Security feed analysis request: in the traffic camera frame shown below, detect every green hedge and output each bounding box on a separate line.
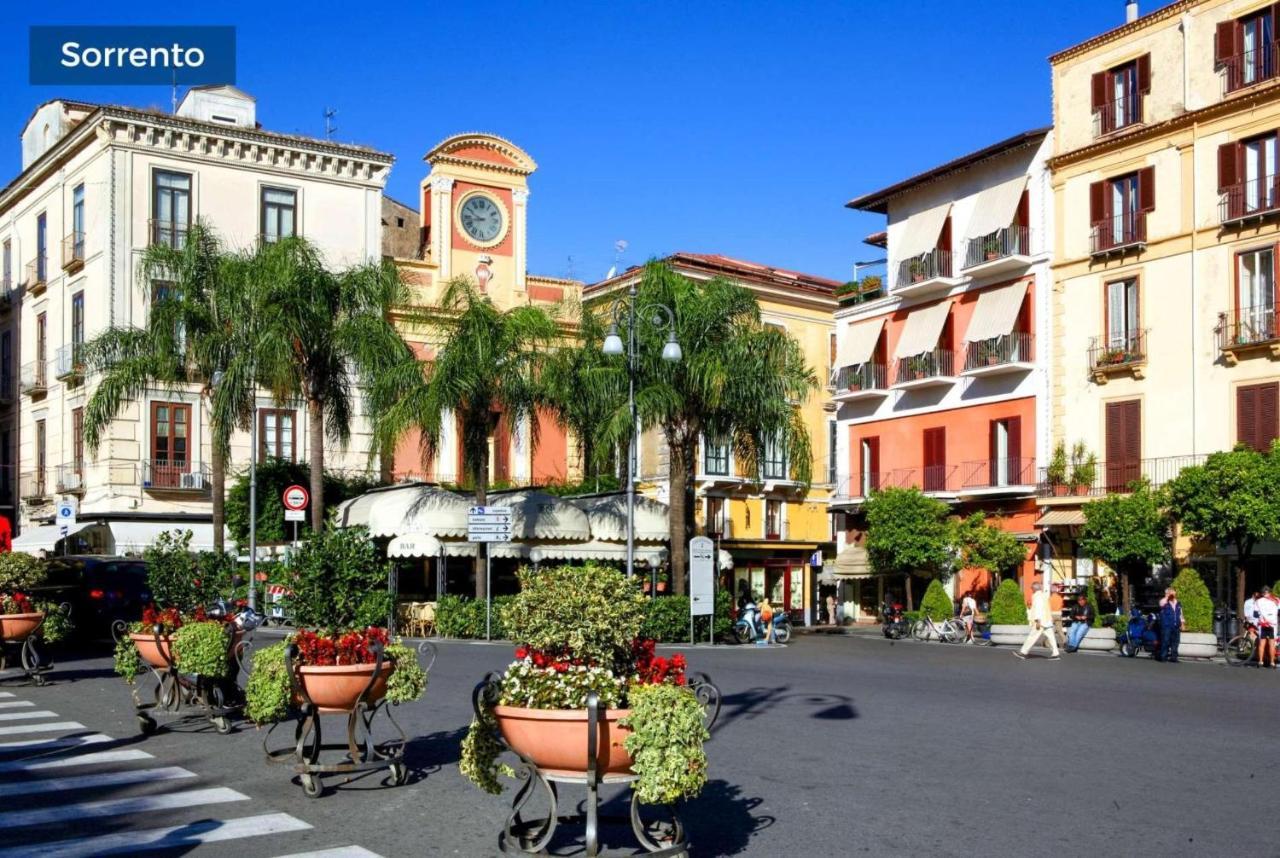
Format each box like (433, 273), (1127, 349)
(989, 579), (1027, 625)
(919, 579), (953, 620)
(1171, 567), (1212, 634)
(640, 590), (734, 642)
(434, 595), (516, 640)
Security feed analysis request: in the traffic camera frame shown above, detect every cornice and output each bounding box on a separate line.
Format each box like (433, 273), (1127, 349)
(1048, 1), (1199, 65)
(425, 132), (536, 177)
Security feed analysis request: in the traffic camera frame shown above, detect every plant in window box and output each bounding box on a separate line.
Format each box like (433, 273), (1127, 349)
(1046, 441), (1070, 496)
(1069, 442), (1098, 495)
(983, 235), (1002, 260)
(908, 258), (928, 282)
(859, 274), (883, 297)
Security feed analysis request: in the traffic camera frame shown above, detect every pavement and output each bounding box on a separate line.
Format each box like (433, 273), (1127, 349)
(0, 632), (1272, 856)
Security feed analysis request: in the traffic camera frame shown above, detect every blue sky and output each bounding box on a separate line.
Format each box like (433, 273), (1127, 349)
(3, 1), (1138, 283)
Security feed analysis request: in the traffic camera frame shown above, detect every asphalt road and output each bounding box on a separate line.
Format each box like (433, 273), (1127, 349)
(0, 631), (1271, 856)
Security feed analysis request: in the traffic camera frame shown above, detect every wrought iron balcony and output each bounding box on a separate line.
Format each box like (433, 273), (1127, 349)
(149, 219), (188, 250)
(1038, 453), (1206, 497)
(19, 471), (48, 501)
(962, 332), (1034, 376)
(55, 464), (85, 494)
(141, 459), (211, 492)
(892, 348), (956, 389)
(1092, 92), (1141, 137)
(1220, 176), (1280, 224)
(20, 361), (47, 396)
(1088, 331), (1147, 382)
(963, 225), (1031, 273)
(1090, 213), (1146, 256)
(1221, 40), (1280, 96)
(957, 457), (1037, 492)
(54, 343), (85, 383)
(894, 248), (959, 298)
(831, 363), (888, 402)
(62, 231), (85, 272)
(1218, 305), (1280, 362)
(25, 257), (46, 295)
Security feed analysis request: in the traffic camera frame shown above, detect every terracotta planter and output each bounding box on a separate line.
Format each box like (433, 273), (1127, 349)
(296, 661), (393, 712)
(1051, 484), (1069, 497)
(493, 704), (634, 778)
(0, 612), (44, 642)
(657, 582), (668, 593)
(130, 627), (243, 671)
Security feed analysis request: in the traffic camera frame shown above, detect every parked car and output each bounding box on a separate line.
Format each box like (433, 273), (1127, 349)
(33, 556), (151, 639)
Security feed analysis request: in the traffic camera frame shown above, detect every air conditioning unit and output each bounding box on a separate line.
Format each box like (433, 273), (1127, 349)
(180, 472), (207, 490)
(58, 472), (83, 492)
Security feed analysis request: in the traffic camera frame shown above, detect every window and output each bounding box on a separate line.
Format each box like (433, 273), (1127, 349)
(71, 291), (84, 353)
(261, 187), (297, 242)
(1238, 382), (1280, 451)
(827, 332), (837, 386)
(1106, 278), (1141, 349)
(988, 416), (1023, 487)
(396, 217), (405, 228)
(764, 499), (782, 540)
(703, 436), (730, 476)
(1220, 133), (1280, 220)
(1237, 247), (1277, 343)
(859, 436), (880, 497)
(0, 331), (10, 401)
(0, 430), (11, 505)
(36, 213), (46, 282)
(259, 408), (296, 461)
(1218, 8), (1278, 92)
(152, 171), (191, 248)
(1091, 55), (1149, 135)
(35, 420), (45, 495)
(71, 407), (84, 476)
(761, 433), (787, 480)
(72, 184), (84, 248)
(923, 427), (946, 492)
(2, 240), (9, 288)
(150, 402), (191, 487)
(36, 312), (46, 368)
(706, 496), (726, 539)
(827, 419), (838, 484)
(1089, 168), (1154, 253)
(1104, 399), (1141, 491)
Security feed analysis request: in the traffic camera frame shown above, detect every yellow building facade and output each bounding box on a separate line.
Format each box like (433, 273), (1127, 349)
(585, 253), (839, 624)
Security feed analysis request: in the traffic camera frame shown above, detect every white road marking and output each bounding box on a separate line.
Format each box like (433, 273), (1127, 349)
(0, 785), (246, 829)
(0, 812), (313, 858)
(0, 710), (59, 721)
(273, 848), (384, 858)
(0, 701), (35, 709)
(0, 749), (153, 773)
(0, 733), (111, 751)
(0, 765), (194, 797)
(0, 721), (84, 736)
(0, 692), (13, 698)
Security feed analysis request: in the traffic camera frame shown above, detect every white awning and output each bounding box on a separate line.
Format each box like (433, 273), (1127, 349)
(11, 522), (92, 554)
(835, 544), (874, 578)
(500, 491), (592, 541)
(895, 202), (951, 259)
(965, 176), (1028, 240)
(108, 522), (224, 554)
(388, 533), (441, 558)
(1036, 509), (1086, 527)
(334, 491), (386, 528)
(837, 319), (885, 369)
(963, 282), (1029, 344)
(365, 485), (471, 539)
(568, 494), (668, 543)
(892, 300), (952, 359)
(530, 540), (667, 565)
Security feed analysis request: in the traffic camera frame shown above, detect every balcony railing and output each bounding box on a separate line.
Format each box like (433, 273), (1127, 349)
(832, 363), (887, 393)
(19, 471), (48, 501)
(1090, 213), (1146, 255)
(1218, 305), (1279, 352)
(62, 231), (85, 271)
(958, 457), (1037, 490)
(25, 257), (46, 295)
(963, 225), (1030, 270)
(1037, 453), (1207, 497)
(149, 220), (189, 250)
(895, 248), (954, 291)
(1222, 41), (1280, 96)
(1088, 330), (1147, 376)
(141, 459), (211, 492)
(963, 332), (1033, 372)
(1092, 93), (1141, 137)
(894, 347), (954, 385)
(20, 361), (47, 396)
(55, 463), (85, 494)
(54, 343), (85, 382)
(1220, 176), (1280, 223)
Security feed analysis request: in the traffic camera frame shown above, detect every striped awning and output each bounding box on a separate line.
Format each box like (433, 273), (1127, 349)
(966, 176), (1028, 239)
(963, 282), (1028, 344)
(1035, 509), (1085, 527)
(838, 319), (885, 369)
(893, 300), (952, 359)
(896, 202), (952, 259)
(834, 544), (874, 578)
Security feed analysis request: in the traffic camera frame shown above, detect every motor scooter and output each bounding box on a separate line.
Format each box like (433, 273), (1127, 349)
(1117, 608), (1162, 658)
(882, 601), (909, 640)
(733, 601), (792, 645)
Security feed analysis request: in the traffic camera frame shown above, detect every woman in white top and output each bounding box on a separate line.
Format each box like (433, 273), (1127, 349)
(960, 591), (978, 643)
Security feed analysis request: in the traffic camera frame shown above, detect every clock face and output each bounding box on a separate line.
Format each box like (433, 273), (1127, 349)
(459, 195), (504, 243)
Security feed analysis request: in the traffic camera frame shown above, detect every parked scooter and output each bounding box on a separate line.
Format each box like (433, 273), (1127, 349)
(733, 601), (792, 645)
(1117, 608), (1162, 657)
(882, 601), (909, 640)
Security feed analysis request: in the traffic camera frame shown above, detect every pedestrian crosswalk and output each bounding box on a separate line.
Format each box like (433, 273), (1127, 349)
(0, 689), (383, 857)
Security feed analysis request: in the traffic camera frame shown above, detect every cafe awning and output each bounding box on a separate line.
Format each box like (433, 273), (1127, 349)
(896, 202), (951, 259)
(837, 319), (885, 369)
(965, 175), (1027, 239)
(568, 494), (668, 542)
(892, 300), (952, 359)
(962, 281), (1028, 344)
(11, 522), (92, 554)
(1036, 509), (1086, 527)
(530, 540), (667, 565)
(834, 544), (874, 578)
(364, 485), (471, 539)
(500, 491), (592, 541)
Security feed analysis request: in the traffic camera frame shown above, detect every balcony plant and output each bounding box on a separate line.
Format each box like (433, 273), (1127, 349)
(1069, 442), (1098, 495)
(983, 234), (1002, 261)
(460, 564), (713, 806)
(1046, 441), (1070, 496)
(908, 258), (928, 283)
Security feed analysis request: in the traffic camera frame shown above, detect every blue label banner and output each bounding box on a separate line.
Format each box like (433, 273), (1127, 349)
(30, 26), (236, 85)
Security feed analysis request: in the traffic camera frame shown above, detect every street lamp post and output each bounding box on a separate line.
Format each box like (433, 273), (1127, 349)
(602, 285), (681, 590)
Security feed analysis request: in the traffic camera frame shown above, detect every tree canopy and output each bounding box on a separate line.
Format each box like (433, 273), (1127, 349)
(950, 513), (1026, 579)
(1078, 481), (1168, 609)
(1164, 445), (1280, 567)
(864, 487), (953, 608)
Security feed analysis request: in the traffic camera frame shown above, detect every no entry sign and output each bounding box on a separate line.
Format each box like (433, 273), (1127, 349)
(282, 484), (310, 511)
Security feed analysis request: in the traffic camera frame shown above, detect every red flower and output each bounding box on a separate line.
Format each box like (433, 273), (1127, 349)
(514, 646), (529, 660)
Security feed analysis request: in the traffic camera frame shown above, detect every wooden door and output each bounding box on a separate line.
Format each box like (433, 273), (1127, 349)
(923, 427), (946, 492)
(151, 403), (191, 488)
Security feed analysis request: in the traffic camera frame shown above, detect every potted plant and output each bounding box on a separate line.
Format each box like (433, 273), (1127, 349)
(1169, 568), (1217, 659)
(983, 235), (1002, 260)
(461, 564), (715, 812)
(1069, 442), (1097, 495)
(0, 552), (72, 682)
(859, 274), (883, 297)
(987, 579), (1030, 646)
(909, 258), (928, 283)
(1046, 441), (1069, 496)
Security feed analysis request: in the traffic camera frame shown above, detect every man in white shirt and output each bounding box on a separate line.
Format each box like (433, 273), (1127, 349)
(1015, 581), (1060, 660)
(1255, 587), (1279, 668)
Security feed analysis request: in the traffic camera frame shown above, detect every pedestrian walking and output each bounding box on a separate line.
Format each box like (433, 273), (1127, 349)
(760, 596), (776, 645)
(1255, 587), (1280, 668)
(1015, 581), (1060, 660)
(1049, 584), (1066, 648)
(959, 590), (978, 643)
(1157, 587), (1184, 663)
(1066, 592), (1094, 652)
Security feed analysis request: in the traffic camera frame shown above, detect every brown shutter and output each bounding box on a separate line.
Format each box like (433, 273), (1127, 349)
(988, 420), (1000, 486)
(1091, 71), (1107, 111)
(1105, 400), (1141, 490)
(1138, 166), (1156, 212)
(1007, 416), (1023, 481)
(1216, 20), (1237, 66)
(867, 436), (880, 491)
(1016, 189), (1030, 228)
(1261, 383), (1279, 450)
(1136, 54), (1151, 93)
(1219, 142), (1239, 193)
(1089, 180), (1105, 224)
(1239, 384), (1259, 451)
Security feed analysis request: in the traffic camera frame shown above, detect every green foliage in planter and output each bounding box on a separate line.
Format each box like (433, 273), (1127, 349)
(500, 565), (647, 667)
(0, 552), (46, 593)
(1069, 442), (1098, 488)
(989, 579), (1028, 625)
(919, 579), (954, 620)
(171, 621), (231, 679)
(143, 531), (201, 612)
(1171, 567), (1213, 634)
(385, 644), (426, 704)
(35, 601), (72, 644)
(1087, 581), (1102, 628)
(460, 707), (514, 795)
(245, 642), (290, 724)
(1046, 441), (1069, 487)
(434, 595), (515, 639)
(286, 526), (393, 632)
(113, 635), (143, 684)
(640, 590), (734, 642)
(622, 683), (710, 805)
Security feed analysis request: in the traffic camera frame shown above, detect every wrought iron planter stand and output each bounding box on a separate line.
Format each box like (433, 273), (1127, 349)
(118, 622), (247, 736)
(0, 615), (51, 686)
(474, 671), (722, 857)
(264, 641), (432, 799)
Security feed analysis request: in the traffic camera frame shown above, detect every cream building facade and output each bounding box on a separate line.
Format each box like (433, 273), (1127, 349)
(0, 86), (392, 552)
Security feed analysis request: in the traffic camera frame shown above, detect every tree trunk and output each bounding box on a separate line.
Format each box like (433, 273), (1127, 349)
(904, 574), (914, 612)
(669, 439), (690, 595)
(473, 441), (489, 600)
(211, 440), (225, 554)
(1121, 571), (1132, 614)
(308, 397), (325, 533)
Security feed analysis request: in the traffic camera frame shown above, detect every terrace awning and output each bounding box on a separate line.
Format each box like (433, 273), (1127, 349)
(892, 300), (952, 359)
(838, 319), (885, 368)
(963, 281), (1028, 344)
(1035, 509), (1086, 527)
(363, 485), (471, 539)
(108, 521), (224, 554)
(965, 176), (1027, 239)
(11, 522), (92, 554)
(896, 202), (952, 259)
(834, 544), (874, 578)
(567, 494), (668, 542)
(530, 540), (667, 565)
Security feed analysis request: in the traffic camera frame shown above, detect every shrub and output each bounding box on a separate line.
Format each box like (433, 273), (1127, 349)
(640, 590), (734, 642)
(1171, 567), (1213, 634)
(435, 595), (515, 639)
(0, 553), (46, 593)
(386, 644), (426, 704)
(622, 682), (710, 804)
(989, 579), (1028, 625)
(919, 580), (954, 620)
(500, 565), (647, 667)
(113, 634), (143, 683)
(1087, 581), (1102, 628)
(245, 642), (290, 723)
(143, 531), (201, 612)
(285, 526), (393, 632)
(171, 621), (232, 679)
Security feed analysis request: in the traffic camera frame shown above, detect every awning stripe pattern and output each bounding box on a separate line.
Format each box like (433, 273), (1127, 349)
(962, 282), (1029, 344)
(892, 300), (953, 359)
(1035, 509), (1086, 527)
(895, 203), (952, 260)
(965, 176), (1028, 239)
(837, 319), (885, 369)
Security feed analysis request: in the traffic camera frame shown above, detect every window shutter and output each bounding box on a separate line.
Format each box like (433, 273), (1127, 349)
(1216, 20), (1237, 66)
(1091, 71), (1107, 111)
(868, 437), (880, 491)
(1123, 400), (1141, 465)
(1261, 383), (1279, 450)
(1136, 54), (1151, 94)
(1139, 167), (1156, 212)
(1016, 189), (1030, 229)
(988, 420), (1000, 486)
(1219, 142), (1239, 192)
(1238, 384), (1259, 451)
(1007, 416), (1023, 481)
(1089, 180), (1105, 224)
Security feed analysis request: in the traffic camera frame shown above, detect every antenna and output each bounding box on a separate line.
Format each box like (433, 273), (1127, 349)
(323, 108), (338, 139)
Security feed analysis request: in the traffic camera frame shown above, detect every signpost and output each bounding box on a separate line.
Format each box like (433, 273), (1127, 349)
(468, 506), (513, 640)
(282, 485), (309, 542)
(689, 535), (715, 645)
(56, 497), (77, 555)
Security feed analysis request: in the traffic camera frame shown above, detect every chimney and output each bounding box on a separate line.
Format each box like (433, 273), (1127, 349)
(1126, 0), (1139, 23)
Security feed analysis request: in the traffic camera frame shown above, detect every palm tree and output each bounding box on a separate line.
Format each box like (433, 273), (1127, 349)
(373, 278), (558, 598)
(594, 261), (818, 593)
(81, 221), (259, 554)
(253, 237), (412, 532)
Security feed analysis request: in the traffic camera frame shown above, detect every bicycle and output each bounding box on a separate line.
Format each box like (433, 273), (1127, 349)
(1225, 631), (1257, 666)
(911, 615), (964, 644)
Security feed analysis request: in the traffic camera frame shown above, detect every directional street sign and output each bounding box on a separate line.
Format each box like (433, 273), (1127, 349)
(468, 506), (512, 543)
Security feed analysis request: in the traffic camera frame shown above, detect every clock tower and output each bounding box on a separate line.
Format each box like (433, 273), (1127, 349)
(421, 133), (536, 309)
